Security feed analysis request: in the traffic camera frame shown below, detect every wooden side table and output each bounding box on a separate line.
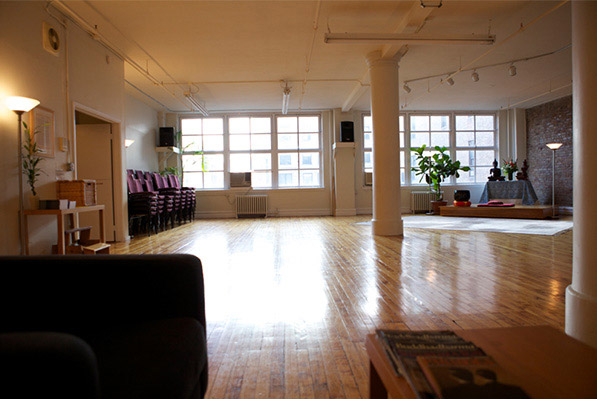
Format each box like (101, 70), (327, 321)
(366, 326), (597, 399)
(23, 205), (106, 255)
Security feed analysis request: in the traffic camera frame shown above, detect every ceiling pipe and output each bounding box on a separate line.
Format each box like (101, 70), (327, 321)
(324, 33), (495, 45)
(501, 82), (572, 109)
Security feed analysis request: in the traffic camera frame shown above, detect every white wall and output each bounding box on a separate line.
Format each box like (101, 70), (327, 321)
(0, 2), (129, 254)
(125, 95), (159, 172)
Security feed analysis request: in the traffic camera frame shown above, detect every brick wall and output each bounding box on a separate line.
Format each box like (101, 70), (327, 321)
(525, 96), (573, 206)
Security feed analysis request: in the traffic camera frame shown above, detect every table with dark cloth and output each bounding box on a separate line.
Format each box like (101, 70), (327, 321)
(479, 180), (539, 205)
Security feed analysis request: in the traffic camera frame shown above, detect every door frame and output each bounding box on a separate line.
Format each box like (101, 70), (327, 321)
(71, 102), (128, 242)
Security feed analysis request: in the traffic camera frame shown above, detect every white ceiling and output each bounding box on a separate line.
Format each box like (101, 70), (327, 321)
(61, 0), (572, 113)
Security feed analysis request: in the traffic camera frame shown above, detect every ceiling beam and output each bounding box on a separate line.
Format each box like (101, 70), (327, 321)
(342, 72), (369, 112)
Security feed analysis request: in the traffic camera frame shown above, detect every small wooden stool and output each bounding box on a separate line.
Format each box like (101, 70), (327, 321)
(82, 243), (111, 255)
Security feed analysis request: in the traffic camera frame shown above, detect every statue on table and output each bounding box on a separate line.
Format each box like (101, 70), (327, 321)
(488, 159), (505, 181)
(516, 159), (529, 180)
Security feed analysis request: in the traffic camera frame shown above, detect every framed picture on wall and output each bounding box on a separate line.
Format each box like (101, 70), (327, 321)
(29, 106), (55, 158)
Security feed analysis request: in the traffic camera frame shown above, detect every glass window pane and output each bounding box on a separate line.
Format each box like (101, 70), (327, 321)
(182, 136), (202, 152)
(183, 154), (205, 172)
(364, 151), (372, 170)
(300, 170), (320, 187)
(251, 134), (271, 150)
(278, 134), (298, 150)
(278, 153), (298, 169)
(229, 117), (250, 134)
(399, 116), (404, 132)
(456, 150), (473, 167)
(430, 115), (450, 131)
(400, 151), (405, 166)
(476, 115), (494, 131)
(457, 168), (475, 183)
(299, 133), (319, 150)
(410, 115), (429, 131)
(399, 132), (404, 148)
(400, 169), (405, 185)
(300, 152), (319, 168)
(299, 116), (319, 132)
(456, 115), (474, 130)
(230, 153), (251, 172)
(183, 172), (202, 189)
(474, 167), (486, 182)
(204, 135), (223, 151)
(363, 116), (372, 132)
(476, 131), (494, 147)
(203, 118), (223, 134)
(456, 131), (475, 147)
(364, 133), (373, 149)
(252, 154), (271, 170)
(476, 150), (495, 166)
(181, 119), (202, 135)
(229, 135), (250, 151)
(279, 170), (298, 187)
(252, 171), (272, 188)
(277, 117), (297, 133)
(430, 132), (450, 147)
(203, 154), (224, 171)
(204, 172), (224, 189)
(411, 132), (430, 148)
(251, 117), (271, 133)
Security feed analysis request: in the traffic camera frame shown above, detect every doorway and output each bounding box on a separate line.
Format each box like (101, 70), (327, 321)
(75, 110), (116, 241)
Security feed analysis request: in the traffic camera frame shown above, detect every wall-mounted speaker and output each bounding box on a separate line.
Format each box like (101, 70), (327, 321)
(159, 127), (176, 147)
(42, 22), (60, 56)
(340, 121), (354, 143)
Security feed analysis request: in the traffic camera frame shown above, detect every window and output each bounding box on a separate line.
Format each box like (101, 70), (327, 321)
(362, 115), (406, 184)
(229, 116), (272, 188)
(454, 115), (497, 183)
(362, 112), (497, 186)
(181, 114), (322, 190)
(181, 117), (225, 189)
(276, 116), (321, 187)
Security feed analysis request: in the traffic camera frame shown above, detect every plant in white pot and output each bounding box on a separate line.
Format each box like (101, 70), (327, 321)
(22, 122), (44, 209)
(411, 145), (470, 214)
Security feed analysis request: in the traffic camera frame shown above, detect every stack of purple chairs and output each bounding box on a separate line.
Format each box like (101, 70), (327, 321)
(168, 175), (196, 223)
(126, 175), (159, 236)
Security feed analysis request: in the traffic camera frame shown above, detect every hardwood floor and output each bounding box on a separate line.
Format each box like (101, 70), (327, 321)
(112, 215), (573, 399)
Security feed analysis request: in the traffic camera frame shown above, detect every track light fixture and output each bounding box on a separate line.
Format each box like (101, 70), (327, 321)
(183, 90), (209, 116)
(446, 77), (455, 86)
(471, 70), (479, 82)
(281, 81), (291, 115)
(509, 64), (517, 76)
(420, 0), (442, 8)
(403, 83), (411, 94)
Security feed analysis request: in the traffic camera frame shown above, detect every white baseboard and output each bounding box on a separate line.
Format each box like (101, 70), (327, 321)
(356, 207), (372, 215)
(277, 208), (332, 217)
(195, 210), (237, 219)
(335, 208), (357, 216)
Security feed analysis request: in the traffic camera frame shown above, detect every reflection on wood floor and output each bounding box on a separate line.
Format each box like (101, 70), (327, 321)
(112, 215), (572, 399)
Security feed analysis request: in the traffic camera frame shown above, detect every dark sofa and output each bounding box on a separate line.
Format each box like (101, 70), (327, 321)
(0, 254), (208, 399)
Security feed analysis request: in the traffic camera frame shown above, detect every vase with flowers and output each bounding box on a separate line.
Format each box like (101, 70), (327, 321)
(502, 159), (518, 181)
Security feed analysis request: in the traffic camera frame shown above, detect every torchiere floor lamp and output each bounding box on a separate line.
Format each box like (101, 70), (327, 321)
(546, 142), (563, 219)
(5, 96), (40, 255)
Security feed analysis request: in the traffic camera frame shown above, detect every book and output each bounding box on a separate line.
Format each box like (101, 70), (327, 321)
(417, 356), (531, 399)
(376, 330), (487, 399)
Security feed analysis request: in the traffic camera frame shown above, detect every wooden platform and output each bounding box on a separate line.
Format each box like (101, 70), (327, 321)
(440, 205), (555, 219)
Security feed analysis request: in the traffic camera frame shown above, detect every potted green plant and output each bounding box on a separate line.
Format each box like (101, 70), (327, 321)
(22, 122), (44, 209)
(411, 145), (471, 214)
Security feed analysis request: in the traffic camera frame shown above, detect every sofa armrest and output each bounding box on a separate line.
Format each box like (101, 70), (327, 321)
(0, 332), (100, 399)
(0, 255), (206, 335)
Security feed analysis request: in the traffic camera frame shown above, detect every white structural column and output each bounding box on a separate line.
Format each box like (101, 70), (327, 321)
(366, 51), (403, 236)
(566, 1), (597, 349)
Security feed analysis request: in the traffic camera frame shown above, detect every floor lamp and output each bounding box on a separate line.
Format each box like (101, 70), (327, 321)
(5, 96), (40, 255)
(546, 142), (563, 219)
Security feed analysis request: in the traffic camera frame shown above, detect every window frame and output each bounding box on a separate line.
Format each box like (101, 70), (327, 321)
(180, 112), (323, 191)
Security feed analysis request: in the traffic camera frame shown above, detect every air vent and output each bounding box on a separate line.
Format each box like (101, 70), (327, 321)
(364, 172), (373, 186)
(42, 22), (60, 56)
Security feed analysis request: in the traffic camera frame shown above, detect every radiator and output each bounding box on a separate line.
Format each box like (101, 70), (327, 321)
(410, 191), (442, 214)
(236, 195), (268, 218)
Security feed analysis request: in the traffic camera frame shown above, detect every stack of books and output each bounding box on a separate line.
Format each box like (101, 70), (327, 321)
(376, 329), (531, 399)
